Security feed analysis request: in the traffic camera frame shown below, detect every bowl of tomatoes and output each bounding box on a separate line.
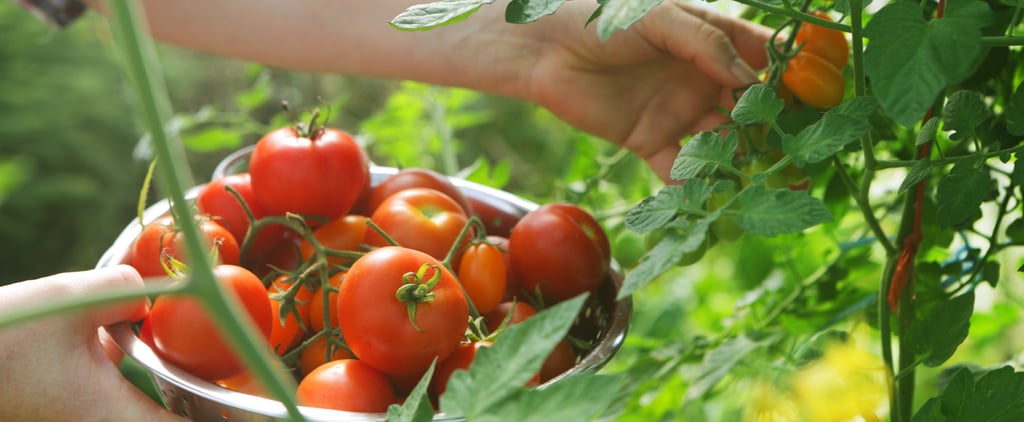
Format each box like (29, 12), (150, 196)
(99, 131), (631, 421)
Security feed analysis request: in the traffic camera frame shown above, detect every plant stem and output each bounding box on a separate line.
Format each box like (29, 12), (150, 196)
(729, 0), (851, 32)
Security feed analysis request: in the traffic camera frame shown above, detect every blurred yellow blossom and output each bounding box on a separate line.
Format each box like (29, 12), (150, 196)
(791, 341), (890, 422)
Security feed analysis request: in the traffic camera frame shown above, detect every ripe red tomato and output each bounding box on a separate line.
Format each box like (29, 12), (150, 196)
(298, 214), (368, 269)
(364, 188), (471, 261)
(195, 172), (284, 262)
(795, 11), (849, 70)
(296, 359), (398, 413)
(540, 339), (578, 383)
(298, 333), (354, 378)
(782, 51), (845, 110)
(128, 215), (240, 278)
(508, 203), (611, 303)
(249, 126), (370, 221)
(149, 265), (273, 381)
(457, 243), (507, 315)
(363, 168), (473, 216)
(483, 301), (538, 333)
(337, 246), (469, 376)
(267, 275), (315, 356)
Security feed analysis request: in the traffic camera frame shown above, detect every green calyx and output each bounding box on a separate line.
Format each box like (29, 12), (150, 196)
(394, 263), (442, 333)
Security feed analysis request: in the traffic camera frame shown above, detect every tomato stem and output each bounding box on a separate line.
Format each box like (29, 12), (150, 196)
(395, 263), (443, 333)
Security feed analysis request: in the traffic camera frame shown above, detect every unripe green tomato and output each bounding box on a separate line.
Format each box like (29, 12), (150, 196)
(741, 156), (788, 189)
(707, 191), (745, 243)
(612, 229), (646, 269)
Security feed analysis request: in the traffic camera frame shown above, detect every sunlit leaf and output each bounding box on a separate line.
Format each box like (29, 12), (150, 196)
(670, 131), (738, 180)
(505, 0), (565, 23)
(596, 0), (661, 41)
(731, 84), (784, 125)
(390, 0), (494, 31)
(783, 97), (876, 167)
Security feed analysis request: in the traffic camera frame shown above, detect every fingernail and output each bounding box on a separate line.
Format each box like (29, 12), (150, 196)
(731, 58), (760, 85)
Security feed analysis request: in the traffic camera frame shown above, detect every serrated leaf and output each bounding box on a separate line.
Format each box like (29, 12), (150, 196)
(916, 366), (1024, 421)
(596, 0), (662, 41)
(782, 97), (877, 167)
(479, 374), (622, 422)
(899, 159), (933, 194)
(936, 160), (991, 229)
(440, 295), (587, 419)
(618, 220), (709, 299)
(731, 84), (785, 125)
(624, 180), (711, 232)
(917, 117), (940, 146)
(386, 360), (436, 422)
(943, 90), (990, 141)
(908, 291), (974, 367)
(390, 0), (493, 31)
(1006, 81), (1024, 135)
(863, 0), (993, 127)
(670, 131), (738, 180)
(734, 186), (833, 236)
(505, 0), (565, 23)
(685, 334), (775, 401)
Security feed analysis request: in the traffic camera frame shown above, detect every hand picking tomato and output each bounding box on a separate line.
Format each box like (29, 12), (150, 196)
(127, 215), (240, 278)
(296, 359), (398, 413)
(795, 11), (849, 70)
(363, 168), (473, 216)
(337, 246), (469, 377)
(457, 242), (507, 315)
(363, 187), (471, 261)
(149, 264), (273, 381)
(509, 203), (611, 303)
(782, 50), (845, 110)
(249, 125), (370, 221)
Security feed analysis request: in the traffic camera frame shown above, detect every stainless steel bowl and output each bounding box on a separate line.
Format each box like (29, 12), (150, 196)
(98, 146), (632, 421)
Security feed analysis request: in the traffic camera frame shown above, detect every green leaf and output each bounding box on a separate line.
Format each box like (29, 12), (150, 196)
(943, 90), (990, 141)
(863, 0), (993, 126)
(917, 117), (941, 146)
(782, 97), (877, 167)
(670, 131), (738, 180)
(981, 261), (1000, 287)
(915, 366), (1024, 421)
(936, 159), (991, 229)
(899, 159), (933, 194)
(596, 0), (662, 41)
(440, 295), (587, 419)
(618, 219), (709, 299)
(685, 334), (775, 401)
(1006, 81), (1024, 136)
(386, 360), (436, 422)
(734, 186), (833, 236)
(505, 0), (565, 23)
(624, 180), (711, 232)
(390, 0), (494, 31)
(908, 291), (974, 367)
(479, 374), (623, 421)
(731, 84), (785, 125)
(181, 126), (245, 152)
(234, 70), (271, 113)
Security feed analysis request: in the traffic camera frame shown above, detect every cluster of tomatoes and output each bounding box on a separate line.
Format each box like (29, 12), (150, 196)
(121, 121), (612, 413)
(779, 11), (849, 110)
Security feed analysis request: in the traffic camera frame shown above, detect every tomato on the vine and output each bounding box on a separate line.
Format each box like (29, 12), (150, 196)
(363, 168), (473, 216)
(127, 215), (240, 278)
(795, 11), (849, 70)
(509, 203), (611, 303)
(457, 242), (507, 315)
(296, 359), (397, 413)
(249, 125), (370, 221)
(149, 264), (272, 381)
(337, 246), (469, 377)
(195, 172), (283, 262)
(297, 333), (354, 378)
(267, 274), (315, 356)
(309, 271), (345, 332)
(782, 50), (845, 110)
(298, 214), (368, 270)
(363, 187), (471, 261)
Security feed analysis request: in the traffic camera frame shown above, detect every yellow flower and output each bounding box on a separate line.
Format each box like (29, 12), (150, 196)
(791, 342), (890, 422)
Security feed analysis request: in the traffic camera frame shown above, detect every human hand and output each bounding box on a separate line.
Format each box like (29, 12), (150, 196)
(0, 265), (186, 421)
(514, 1), (773, 182)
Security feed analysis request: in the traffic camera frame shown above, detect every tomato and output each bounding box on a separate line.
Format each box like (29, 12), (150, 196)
(267, 275), (315, 356)
(795, 11), (849, 70)
(127, 215), (240, 278)
(298, 214), (368, 270)
(297, 333), (354, 378)
(364, 168), (473, 216)
(457, 242), (507, 315)
(707, 189), (745, 243)
(249, 126), (370, 221)
(540, 339), (577, 383)
(612, 228), (646, 269)
(364, 188), (471, 261)
(149, 265), (273, 381)
(430, 341), (493, 399)
(483, 301), (538, 333)
(337, 246), (469, 376)
(467, 194), (523, 238)
(195, 172), (284, 263)
(508, 203), (611, 303)
(296, 359), (398, 413)
(309, 271), (345, 332)
(782, 51), (845, 110)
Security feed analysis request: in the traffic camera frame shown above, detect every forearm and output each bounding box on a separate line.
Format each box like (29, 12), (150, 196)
(83, 0), (570, 100)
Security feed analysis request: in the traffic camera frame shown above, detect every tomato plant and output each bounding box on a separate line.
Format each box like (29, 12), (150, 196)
(295, 359), (398, 413)
(336, 246), (469, 377)
(127, 215), (240, 278)
(363, 187), (471, 261)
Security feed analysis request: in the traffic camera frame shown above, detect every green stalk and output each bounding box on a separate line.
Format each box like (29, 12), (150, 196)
(106, 2), (305, 420)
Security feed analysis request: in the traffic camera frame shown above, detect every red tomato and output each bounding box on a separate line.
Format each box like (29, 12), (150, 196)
(195, 172), (284, 263)
(430, 341), (493, 398)
(309, 272), (345, 332)
(508, 203), (611, 303)
(297, 333), (354, 378)
(298, 214), (368, 269)
(483, 301), (538, 333)
(364, 188), (471, 261)
(457, 243), (507, 315)
(795, 11), (849, 70)
(249, 126), (370, 221)
(467, 194), (523, 238)
(128, 215), (240, 278)
(782, 51), (845, 110)
(149, 265), (273, 381)
(267, 275), (315, 356)
(540, 339), (578, 383)
(248, 227), (303, 278)
(337, 246), (469, 376)
(296, 359), (398, 413)
(364, 168), (473, 216)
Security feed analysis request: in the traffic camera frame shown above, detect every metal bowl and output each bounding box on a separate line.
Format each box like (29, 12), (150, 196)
(98, 146), (632, 421)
